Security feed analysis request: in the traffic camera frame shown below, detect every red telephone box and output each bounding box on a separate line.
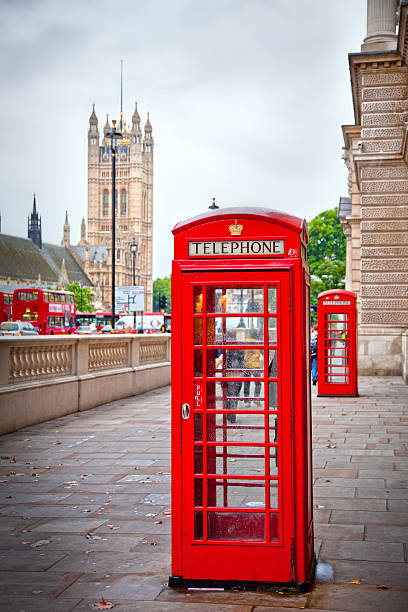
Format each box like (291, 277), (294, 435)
(317, 290), (358, 397)
(170, 207), (315, 590)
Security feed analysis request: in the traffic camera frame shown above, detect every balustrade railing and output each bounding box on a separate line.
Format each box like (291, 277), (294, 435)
(0, 335), (171, 435)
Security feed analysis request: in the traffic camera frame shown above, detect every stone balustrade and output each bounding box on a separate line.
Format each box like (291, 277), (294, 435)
(0, 334), (171, 435)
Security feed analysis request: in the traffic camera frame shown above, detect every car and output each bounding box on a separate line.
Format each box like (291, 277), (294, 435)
(73, 325), (98, 335)
(0, 321), (39, 336)
(100, 324), (114, 334)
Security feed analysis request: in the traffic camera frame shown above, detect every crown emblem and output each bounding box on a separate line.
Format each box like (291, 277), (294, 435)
(228, 219), (243, 236)
(334, 295), (339, 300)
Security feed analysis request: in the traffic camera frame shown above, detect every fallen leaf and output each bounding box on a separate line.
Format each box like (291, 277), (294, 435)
(11, 457), (16, 463)
(53, 441), (62, 445)
(146, 513), (157, 517)
(150, 541), (158, 546)
(327, 444), (337, 449)
(154, 520), (163, 525)
(163, 511), (171, 515)
(349, 578), (362, 584)
(22, 541), (31, 544)
(107, 524), (120, 530)
(103, 499), (111, 503)
(376, 584), (389, 590)
(85, 549), (93, 554)
(32, 590), (43, 595)
(0, 456), (9, 459)
(277, 591), (284, 595)
(32, 473), (39, 477)
(22, 438), (31, 441)
(83, 509), (92, 513)
(90, 597), (114, 609)
(229, 458), (237, 462)
(325, 479), (331, 482)
(30, 539), (51, 548)
(86, 534), (102, 540)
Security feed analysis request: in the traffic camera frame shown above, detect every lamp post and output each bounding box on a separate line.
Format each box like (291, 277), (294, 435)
(130, 241), (138, 331)
(106, 120), (123, 329)
(79, 281), (83, 312)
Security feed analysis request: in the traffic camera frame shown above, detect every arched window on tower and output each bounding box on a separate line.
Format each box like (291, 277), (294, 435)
(103, 190), (109, 216)
(121, 190), (127, 215)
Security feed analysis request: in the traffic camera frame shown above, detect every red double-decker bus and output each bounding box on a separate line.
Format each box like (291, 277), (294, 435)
(0, 291), (13, 323)
(12, 288), (76, 335)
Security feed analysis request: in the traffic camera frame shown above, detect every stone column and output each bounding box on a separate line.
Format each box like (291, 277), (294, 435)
(361, 0), (398, 51)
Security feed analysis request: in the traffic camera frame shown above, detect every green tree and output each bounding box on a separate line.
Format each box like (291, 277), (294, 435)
(153, 276), (171, 312)
(307, 207), (346, 322)
(66, 282), (94, 312)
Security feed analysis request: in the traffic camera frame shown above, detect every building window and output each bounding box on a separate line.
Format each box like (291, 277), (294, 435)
(91, 124), (97, 132)
(103, 190), (109, 216)
(146, 144), (151, 152)
(117, 250), (120, 261)
(90, 137), (97, 145)
(121, 189), (127, 215)
(146, 132), (150, 140)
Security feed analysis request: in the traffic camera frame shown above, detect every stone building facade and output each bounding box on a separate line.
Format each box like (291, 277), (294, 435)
(340, 0), (408, 375)
(74, 103), (154, 311)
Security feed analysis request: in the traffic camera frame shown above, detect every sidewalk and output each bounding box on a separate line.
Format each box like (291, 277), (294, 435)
(0, 377), (407, 611)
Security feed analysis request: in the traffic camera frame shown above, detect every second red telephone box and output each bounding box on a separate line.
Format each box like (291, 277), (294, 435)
(317, 289), (358, 397)
(170, 207), (315, 591)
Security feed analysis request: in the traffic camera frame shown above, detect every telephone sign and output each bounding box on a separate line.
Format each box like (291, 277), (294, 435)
(170, 207), (315, 590)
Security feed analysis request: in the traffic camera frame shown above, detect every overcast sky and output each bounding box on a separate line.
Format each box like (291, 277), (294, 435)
(0, 0), (366, 278)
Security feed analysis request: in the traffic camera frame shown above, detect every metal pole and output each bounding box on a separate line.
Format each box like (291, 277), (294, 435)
(111, 144), (116, 330)
(132, 251), (136, 331)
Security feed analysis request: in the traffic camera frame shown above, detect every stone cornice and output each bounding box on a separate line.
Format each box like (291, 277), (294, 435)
(348, 4), (408, 126)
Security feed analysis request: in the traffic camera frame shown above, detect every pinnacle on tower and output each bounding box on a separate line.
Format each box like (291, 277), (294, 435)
(104, 113), (111, 136)
(144, 112), (152, 133)
(62, 210), (70, 247)
(132, 102), (141, 131)
(89, 103), (98, 125)
(81, 217), (86, 243)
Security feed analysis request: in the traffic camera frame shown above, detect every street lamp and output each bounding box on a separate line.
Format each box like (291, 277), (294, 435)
(130, 241), (138, 331)
(105, 120), (123, 329)
(79, 281), (83, 312)
(209, 197), (219, 210)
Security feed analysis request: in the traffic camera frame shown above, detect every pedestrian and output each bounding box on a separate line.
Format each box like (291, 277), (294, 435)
(311, 324), (318, 385)
(243, 329), (262, 405)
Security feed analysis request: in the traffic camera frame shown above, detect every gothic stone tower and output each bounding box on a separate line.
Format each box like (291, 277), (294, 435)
(28, 194), (42, 249)
(86, 102), (153, 311)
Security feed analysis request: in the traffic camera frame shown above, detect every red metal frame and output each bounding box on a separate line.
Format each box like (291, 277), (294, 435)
(171, 207), (314, 589)
(317, 289), (358, 397)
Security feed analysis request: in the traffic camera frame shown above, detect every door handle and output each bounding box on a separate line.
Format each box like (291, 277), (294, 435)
(182, 403), (190, 419)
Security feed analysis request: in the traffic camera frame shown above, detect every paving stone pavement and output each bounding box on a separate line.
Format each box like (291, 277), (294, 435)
(0, 377), (407, 611)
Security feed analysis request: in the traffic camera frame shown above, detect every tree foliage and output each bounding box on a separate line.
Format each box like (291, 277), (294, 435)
(307, 207), (346, 322)
(66, 282), (94, 312)
(153, 276), (171, 312)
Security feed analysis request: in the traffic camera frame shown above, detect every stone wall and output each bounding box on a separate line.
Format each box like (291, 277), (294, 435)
(340, 4), (408, 376)
(0, 334), (171, 435)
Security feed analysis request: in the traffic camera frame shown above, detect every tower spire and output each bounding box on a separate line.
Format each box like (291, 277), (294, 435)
(120, 59), (124, 131)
